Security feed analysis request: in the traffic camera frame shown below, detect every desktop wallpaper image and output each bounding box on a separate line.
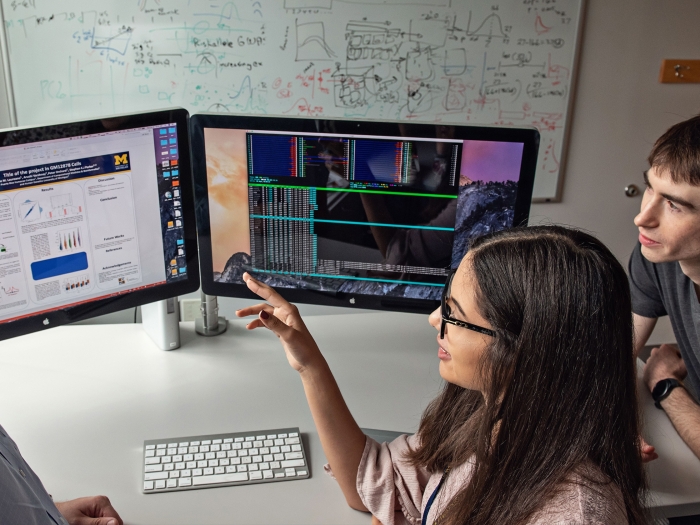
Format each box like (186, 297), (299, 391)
(205, 128), (523, 300)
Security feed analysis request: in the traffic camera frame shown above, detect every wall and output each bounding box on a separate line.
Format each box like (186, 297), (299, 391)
(4, 0), (698, 342)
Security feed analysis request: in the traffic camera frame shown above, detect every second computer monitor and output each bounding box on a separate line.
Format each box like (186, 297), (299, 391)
(192, 115), (538, 313)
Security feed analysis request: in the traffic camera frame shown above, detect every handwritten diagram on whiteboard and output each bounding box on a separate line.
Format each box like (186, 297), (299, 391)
(1, 0), (583, 200)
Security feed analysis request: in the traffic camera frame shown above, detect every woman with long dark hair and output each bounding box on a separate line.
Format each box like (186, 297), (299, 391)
(236, 225), (648, 525)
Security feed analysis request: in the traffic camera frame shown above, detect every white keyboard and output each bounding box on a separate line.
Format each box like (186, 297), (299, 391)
(142, 427), (309, 493)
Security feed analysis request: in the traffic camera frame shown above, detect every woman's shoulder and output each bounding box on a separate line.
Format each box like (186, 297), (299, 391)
(527, 462), (629, 525)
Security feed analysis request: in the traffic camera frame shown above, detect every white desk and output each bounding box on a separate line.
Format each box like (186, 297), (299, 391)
(0, 313), (698, 523)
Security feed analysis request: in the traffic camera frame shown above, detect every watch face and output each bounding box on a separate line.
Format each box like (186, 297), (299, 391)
(652, 380), (670, 401)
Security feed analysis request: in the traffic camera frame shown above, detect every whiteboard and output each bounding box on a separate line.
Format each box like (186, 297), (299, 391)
(0, 0), (583, 201)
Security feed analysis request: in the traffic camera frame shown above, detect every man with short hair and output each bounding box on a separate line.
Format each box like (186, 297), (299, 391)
(629, 114), (700, 462)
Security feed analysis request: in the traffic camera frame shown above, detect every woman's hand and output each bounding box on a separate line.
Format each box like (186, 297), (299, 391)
(235, 272), (323, 373)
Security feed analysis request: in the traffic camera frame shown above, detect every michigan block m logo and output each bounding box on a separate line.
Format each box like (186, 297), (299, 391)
(114, 153), (129, 165)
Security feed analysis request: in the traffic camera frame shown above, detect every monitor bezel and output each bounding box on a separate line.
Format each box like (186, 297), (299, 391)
(191, 114), (539, 314)
(0, 108), (200, 341)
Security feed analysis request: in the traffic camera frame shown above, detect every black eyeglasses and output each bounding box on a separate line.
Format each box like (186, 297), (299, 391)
(440, 269), (496, 339)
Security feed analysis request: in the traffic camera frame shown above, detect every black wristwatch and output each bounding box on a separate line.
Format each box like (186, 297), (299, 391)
(652, 378), (682, 409)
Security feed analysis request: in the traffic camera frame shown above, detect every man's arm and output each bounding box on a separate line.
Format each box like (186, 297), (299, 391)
(633, 313), (657, 358)
(644, 344), (700, 459)
(634, 313), (660, 461)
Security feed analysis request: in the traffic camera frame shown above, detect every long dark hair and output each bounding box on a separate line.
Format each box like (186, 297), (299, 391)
(407, 225), (647, 525)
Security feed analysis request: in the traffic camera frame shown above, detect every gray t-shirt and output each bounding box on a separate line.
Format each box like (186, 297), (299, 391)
(0, 423), (67, 524)
(629, 243), (700, 400)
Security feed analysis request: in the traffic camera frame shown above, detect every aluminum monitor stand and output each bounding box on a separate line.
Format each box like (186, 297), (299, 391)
(195, 292), (228, 336)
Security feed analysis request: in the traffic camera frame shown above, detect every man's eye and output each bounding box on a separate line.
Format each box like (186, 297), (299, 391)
(668, 200), (680, 211)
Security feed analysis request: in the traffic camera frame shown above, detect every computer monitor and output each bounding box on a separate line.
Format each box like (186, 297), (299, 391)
(192, 115), (538, 314)
(0, 109), (199, 341)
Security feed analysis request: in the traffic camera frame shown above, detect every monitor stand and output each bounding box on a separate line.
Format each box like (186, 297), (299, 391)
(141, 298), (181, 350)
(195, 292), (228, 337)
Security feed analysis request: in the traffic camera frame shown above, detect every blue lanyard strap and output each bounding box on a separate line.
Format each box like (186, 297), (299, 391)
(421, 467), (450, 525)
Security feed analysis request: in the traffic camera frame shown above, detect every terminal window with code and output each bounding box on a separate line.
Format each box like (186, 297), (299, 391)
(0, 124), (187, 323)
(205, 128), (524, 301)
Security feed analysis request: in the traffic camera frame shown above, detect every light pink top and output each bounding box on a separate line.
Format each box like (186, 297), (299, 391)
(326, 434), (628, 525)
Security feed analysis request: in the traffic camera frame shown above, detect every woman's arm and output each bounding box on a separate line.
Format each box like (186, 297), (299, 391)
(236, 273), (369, 511)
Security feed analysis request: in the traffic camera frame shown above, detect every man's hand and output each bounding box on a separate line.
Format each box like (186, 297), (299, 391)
(640, 437), (658, 463)
(55, 496), (123, 525)
(643, 344), (687, 392)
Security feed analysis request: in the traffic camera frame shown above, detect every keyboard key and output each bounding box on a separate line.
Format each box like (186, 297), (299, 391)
(162, 456), (172, 463)
(184, 454), (194, 461)
(249, 471), (263, 480)
(252, 456), (262, 463)
(263, 440), (273, 447)
(233, 443), (242, 450)
(281, 459), (305, 468)
(175, 462), (185, 470)
(164, 464), (174, 471)
(189, 446), (198, 454)
(204, 468), (214, 476)
(278, 433), (288, 438)
(195, 453), (204, 461)
(274, 454), (284, 461)
(263, 454), (273, 462)
(234, 438), (244, 443)
(211, 444), (221, 452)
(281, 446), (291, 453)
(202, 440), (211, 445)
(289, 432), (298, 437)
(222, 444), (231, 451)
(285, 468), (296, 476)
(250, 448), (259, 455)
(173, 455), (183, 462)
(237, 465), (248, 472)
(177, 448), (187, 455)
(285, 452), (304, 460)
(179, 442), (189, 447)
(182, 469), (192, 477)
(245, 437), (255, 442)
(157, 444), (167, 449)
(291, 445), (302, 452)
(223, 438), (233, 443)
(200, 445), (210, 453)
(205, 452), (215, 460)
(198, 460), (207, 468)
(145, 458), (160, 465)
(274, 439), (284, 446)
(156, 450), (166, 456)
(145, 450), (155, 458)
(186, 461), (196, 469)
(179, 478), (192, 487)
(271, 461), (281, 469)
(249, 463), (259, 471)
(208, 460), (218, 467)
(145, 472), (169, 481)
(192, 472), (248, 485)
(167, 479), (177, 488)
(266, 435), (276, 439)
(253, 441), (263, 448)
(260, 462), (270, 470)
(170, 471), (180, 478)
(271, 446), (281, 453)
(274, 472), (285, 478)
(243, 442), (252, 449)
(298, 470), (307, 476)
(144, 481), (155, 490)
(145, 465), (163, 472)
(221, 459), (230, 466)
(216, 452), (226, 459)
(193, 469), (203, 476)
(256, 435), (265, 440)
(155, 480), (166, 489)
(263, 470), (273, 479)
(146, 445), (156, 450)
(191, 441), (201, 446)
(213, 439), (222, 444)
(286, 437), (300, 445)
(242, 457), (252, 464)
